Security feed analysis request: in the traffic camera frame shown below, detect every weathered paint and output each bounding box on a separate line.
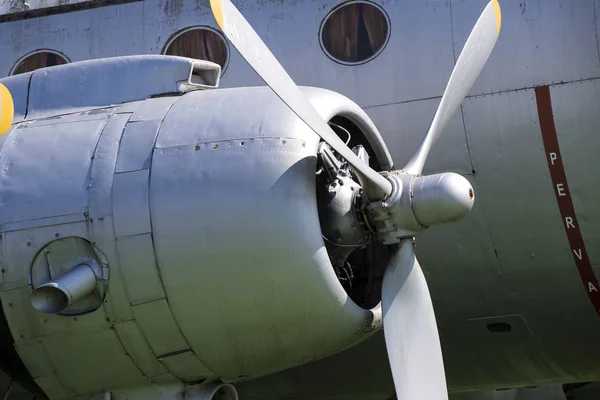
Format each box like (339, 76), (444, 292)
(535, 85), (600, 317)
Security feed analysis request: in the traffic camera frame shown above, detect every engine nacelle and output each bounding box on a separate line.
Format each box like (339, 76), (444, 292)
(0, 56), (391, 399)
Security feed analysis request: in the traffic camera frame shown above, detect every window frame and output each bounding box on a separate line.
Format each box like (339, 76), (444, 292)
(318, 0), (391, 66)
(10, 48), (70, 76)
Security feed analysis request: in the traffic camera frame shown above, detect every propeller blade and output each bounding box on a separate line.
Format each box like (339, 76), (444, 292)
(382, 239), (448, 400)
(403, 0), (502, 175)
(0, 83), (14, 136)
(209, 0), (392, 200)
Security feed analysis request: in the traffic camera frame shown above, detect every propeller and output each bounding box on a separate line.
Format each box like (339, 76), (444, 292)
(209, 0), (501, 398)
(0, 83), (14, 136)
(209, 0), (392, 200)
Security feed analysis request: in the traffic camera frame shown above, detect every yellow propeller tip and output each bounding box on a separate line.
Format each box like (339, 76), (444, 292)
(210, 0), (224, 29)
(0, 83), (14, 136)
(492, 0), (501, 35)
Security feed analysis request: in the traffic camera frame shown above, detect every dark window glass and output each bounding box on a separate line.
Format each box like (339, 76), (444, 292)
(165, 28), (228, 71)
(321, 2), (389, 64)
(13, 52), (67, 75)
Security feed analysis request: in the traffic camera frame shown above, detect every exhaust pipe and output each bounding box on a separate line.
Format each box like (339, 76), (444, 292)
(187, 381), (239, 400)
(31, 264), (97, 314)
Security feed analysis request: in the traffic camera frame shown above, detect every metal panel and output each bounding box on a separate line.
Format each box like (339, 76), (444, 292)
(550, 79), (600, 276)
(0, 285), (107, 340)
(365, 98), (472, 175)
(463, 89), (578, 289)
(14, 339), (56, 380)
(115, 101), (143, 115)
(115, 97), (179, 173)
(114, 320), (167, 378)
(116, 233), (165, 305)
(158, 351), (215, 382)
(131, 298), (189, 357)
(0, 118), (106, 225)
(25, 55), (199, 120)
(115, 120), (161, 173)
(128, 96), (179, 123)
(0, 221), (89, 286)
(0, 72), (31, 124)
(112, 170), (151, 238)
(40, 324), (145, 395)
(415, 174), (513, 322)
(89, 113), (129, 218)
(33, 375), (70, 400)
(0, 212), (85, 233)
(451, 0), (600, 96)
(88, 112), (135, 323)
(218, 0), (456, 107)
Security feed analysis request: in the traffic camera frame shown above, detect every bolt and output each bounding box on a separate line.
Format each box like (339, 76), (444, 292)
(195, 145), (200, 151)
(26, 241), (31, 247)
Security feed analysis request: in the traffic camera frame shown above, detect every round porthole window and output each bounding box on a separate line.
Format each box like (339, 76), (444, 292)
(163, 26), (230, 74)
(319, 1), (390, 65)
(11, 50), (69, 76)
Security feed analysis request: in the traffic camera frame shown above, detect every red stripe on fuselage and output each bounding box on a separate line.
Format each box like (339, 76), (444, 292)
(535, 85), (600, 316)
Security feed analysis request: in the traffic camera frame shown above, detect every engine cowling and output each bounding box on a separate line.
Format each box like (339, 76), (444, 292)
(0, 56), (391, 398)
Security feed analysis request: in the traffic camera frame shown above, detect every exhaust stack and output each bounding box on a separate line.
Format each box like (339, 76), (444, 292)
(31, 264), (97, 314)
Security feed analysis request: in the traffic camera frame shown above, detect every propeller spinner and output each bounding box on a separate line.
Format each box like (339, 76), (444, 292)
(209, 0), (501, 398)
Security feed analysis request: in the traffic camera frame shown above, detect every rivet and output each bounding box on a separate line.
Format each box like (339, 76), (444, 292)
(26, 241), (31, 247)
(195, 145), (200, 151)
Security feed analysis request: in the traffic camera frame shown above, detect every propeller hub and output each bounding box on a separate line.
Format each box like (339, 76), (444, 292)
(412, 172), (474, 227)
(365, 172), (474, 245)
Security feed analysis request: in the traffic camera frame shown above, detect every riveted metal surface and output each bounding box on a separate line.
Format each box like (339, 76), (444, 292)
(549, 80), (600, 276)
(113, 320), (168, 378)
(112, 170), (152, 238)
(38, 324), (144, 396)
(116, 120), (163, 173)
(413, 175), (510, 319)
(150, 87), (378, 381)
(116, 96), (179, 172)
(463, 89), (577, 289)
(155, 88), (316, 148)
(116, 233), (165, 306)
(0, 117), (106, 225)
(219, 0), (455, 108)
(0, 282), (108, 340)
(128, 96), (179, 123)
(0, 220), (89, 287)
(14, 339), (57, 382)
(452, 0), (600, 96)
(0, 212), (85, 234)
(158, 351), (215, 382)
(458, 88), (600, 386)
(15, 339), (69, 399)
(365, 98), (472, 175)
(0, 72), (31, 124)
(116, 119), (161, 172)
(131, 298), (190, 358)
(115, 97), (178, 173)
(24, 56), (204, 120)
(88, 113), (134, 323)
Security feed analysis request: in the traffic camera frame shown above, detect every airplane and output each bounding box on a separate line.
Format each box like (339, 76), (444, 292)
(0, 0), (599, 399)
